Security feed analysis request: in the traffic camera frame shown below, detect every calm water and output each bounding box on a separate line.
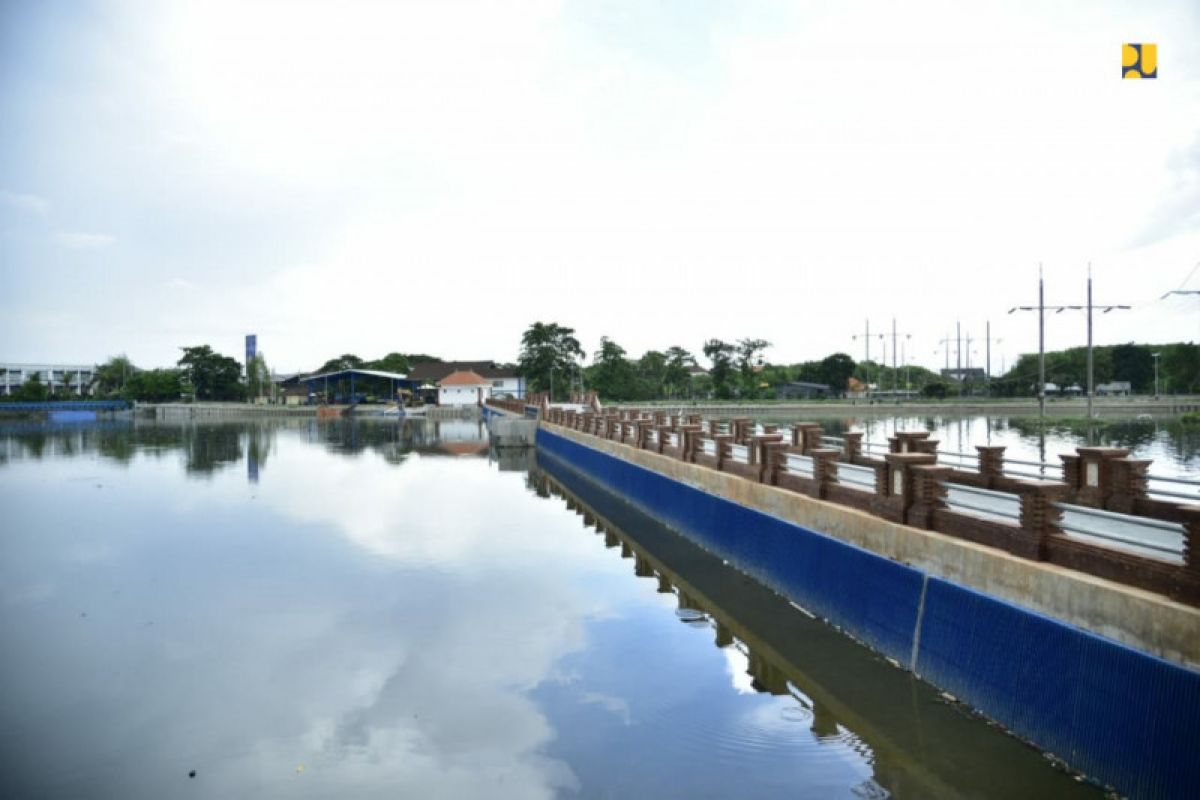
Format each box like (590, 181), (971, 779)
(755, 414), (1200, 486)
(1, 419), (1102, 798)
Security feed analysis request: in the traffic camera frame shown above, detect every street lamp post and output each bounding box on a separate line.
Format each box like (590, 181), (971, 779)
(1152, 352), (1161, 398)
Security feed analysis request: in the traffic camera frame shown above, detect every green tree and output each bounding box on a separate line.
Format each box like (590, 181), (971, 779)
(246, 353), (272, 401)
(367, 352), (411, 374)
(818, 353), (856, 396)
(1111, 343), (1153, 392)
(703, 339), (737, 399)
(316, 354), (364, 374)
(11, 372), (49, 401)
(588, 337), (639, 400)
(636, 350), (667, 398)
(518, 322), (584, 401)
(94, 355), (135, 397)
(735, 338), (771, 399)
(123, 369), (185, 402)
(178, 345), (244, 401)
(663, 346), (694, 398)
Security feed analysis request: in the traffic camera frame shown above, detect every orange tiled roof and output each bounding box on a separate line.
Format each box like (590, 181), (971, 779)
(438, 370), (490, 387)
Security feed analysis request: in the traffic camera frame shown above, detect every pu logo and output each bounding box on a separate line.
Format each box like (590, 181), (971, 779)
(1123, 44), (1157, 79)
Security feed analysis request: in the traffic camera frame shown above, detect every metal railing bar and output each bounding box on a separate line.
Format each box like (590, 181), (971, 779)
(1054, 503), (1186, 533)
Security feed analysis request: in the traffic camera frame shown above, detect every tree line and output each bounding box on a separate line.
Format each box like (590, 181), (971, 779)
(515, 321), (1199, 401)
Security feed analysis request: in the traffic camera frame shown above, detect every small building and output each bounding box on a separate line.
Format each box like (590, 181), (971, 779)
(1097, 381), (1132, 396)
(409, 361), (526, 399)
(941, 367), (987, 383)
(438, 370), (491, 406)
(775, 381), (832, 400)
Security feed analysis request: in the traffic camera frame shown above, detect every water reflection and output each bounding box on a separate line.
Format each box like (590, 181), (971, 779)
(0, 420), (1107, 799)
(0, 417), (493, 481)
(766, 414), (1200, 479)
(531, 453), (1101, 799)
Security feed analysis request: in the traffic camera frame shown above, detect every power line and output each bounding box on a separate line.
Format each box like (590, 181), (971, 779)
(1009, 264), (1131, 420)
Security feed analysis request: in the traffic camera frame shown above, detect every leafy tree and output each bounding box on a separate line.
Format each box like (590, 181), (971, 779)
(636, 350), (667, 398)
(246, 353), (272, 400)
(94, 355), (135, 397)
(56, 371), (78, 399)
(588, 337), (640, 400)
(518, 322), (584, 401)
(11, 372), (48, 401)
(367, 352), (411, 374)
(818, 353), (856, 395)
(178, 345), (244, 401)
(663, 346), (694, 398)
(123, 369), (185, 402)
(703, 339), (737, 399)
(735, 338), (771, 399)
(316, 354), (364, 374)
(1112, 343), (1154, 392)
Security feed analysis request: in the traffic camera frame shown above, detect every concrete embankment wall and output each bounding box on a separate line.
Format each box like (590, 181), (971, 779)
(143, 403), (320, 420)
(538, 422), (1200, 799)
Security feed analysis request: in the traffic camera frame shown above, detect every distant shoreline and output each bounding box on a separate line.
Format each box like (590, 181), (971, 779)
(618, 397), (1200, 418)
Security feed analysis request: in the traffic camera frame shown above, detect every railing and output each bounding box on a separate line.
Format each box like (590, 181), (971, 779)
(786, 453), (815, 478)
(540, 405), (1200, 606)
(1055, 502), (1185, 562)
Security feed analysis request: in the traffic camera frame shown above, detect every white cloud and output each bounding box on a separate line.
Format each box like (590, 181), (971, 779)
(0, 190), (49, 215)
(53, 231), (116, 250)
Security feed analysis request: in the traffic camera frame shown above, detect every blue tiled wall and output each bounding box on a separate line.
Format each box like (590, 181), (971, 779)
(538, 428), (1200, 799)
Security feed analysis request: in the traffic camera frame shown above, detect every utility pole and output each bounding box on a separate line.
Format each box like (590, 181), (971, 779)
(936, 333), (953, 372)
(956, 320), (962, 375)
(1009, 265), (1047, 421)
(1152, 352), (1161, 398)
(977, 321), (1002, 395)
(888, 318), (914, 394)
(1010, 265), (1130, 421)
(852, 321), (884, 395)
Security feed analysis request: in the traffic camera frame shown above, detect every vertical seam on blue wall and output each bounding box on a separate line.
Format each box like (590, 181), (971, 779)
(910, 573), (929, 674)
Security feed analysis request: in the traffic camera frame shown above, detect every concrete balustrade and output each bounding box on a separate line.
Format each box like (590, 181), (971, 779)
(542, 407), (1200, 606)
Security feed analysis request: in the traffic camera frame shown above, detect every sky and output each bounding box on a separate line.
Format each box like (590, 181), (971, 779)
(1, 0), (1198, 374)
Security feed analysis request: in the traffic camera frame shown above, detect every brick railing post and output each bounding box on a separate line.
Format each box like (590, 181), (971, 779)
(909, 465), (951, 529)
(1107, 458), (1151, 514)
(1071, 447), (1132, 507)
(842, 432), (864, 463)
(732, 417), (752, 444)
(810, 448), (841, 499)
(654, 425), (675, 454)
(894, 431), (931, 454)
(708, 419), (723, 436)
(762, 441), (787, 485)
(676, 425), (701, 461)
(789, 423), (821, 453)
(1181, 506), (1200, 575)
(751, 434), (784, 481)
(1019, 481), (1069, 560)
(713, 434), (733, 471)
(914, 438), (939, 455)
(882, 453), (938, 520)
(683, 429), (704, 462)
(635, 420), (653, 448)
(976, 446), (1006, 487)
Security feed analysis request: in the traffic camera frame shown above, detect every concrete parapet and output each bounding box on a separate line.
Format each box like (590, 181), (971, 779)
(537, 421), (1200, 670)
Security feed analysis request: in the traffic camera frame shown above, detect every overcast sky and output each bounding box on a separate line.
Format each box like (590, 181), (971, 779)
(2, 0), (1198, 374)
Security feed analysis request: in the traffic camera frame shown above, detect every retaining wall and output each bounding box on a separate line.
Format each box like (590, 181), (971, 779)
(537, 423), (1200, 799)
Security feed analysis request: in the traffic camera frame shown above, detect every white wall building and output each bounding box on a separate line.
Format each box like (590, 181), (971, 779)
(1, 362), (96, 396)
(437, 370), (492, 407)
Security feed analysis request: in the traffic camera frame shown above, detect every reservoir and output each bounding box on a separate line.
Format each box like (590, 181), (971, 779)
(0, 418), (1118, 798)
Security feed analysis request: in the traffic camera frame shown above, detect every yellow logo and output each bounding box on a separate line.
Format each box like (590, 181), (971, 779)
(1123, 44), (1157, 79)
